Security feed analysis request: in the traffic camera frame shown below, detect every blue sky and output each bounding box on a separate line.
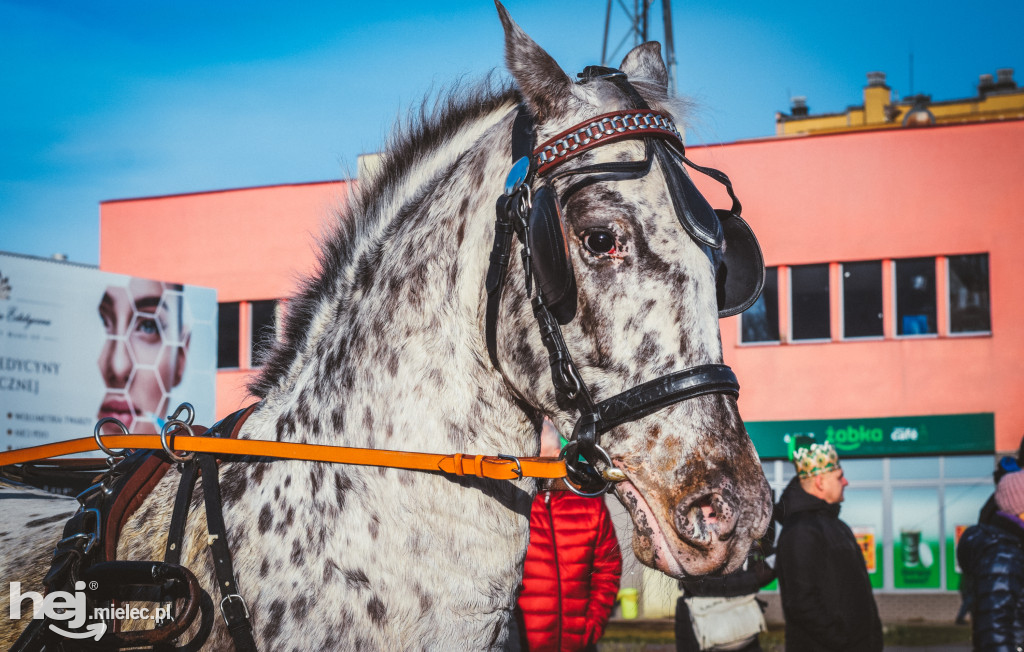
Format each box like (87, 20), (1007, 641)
(3, 0), (1021, 265)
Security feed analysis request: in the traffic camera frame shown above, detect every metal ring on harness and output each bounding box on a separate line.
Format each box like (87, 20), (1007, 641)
(161, 419), (196, 464)
(168, 402), (196, 426)
(94, 417), (131, 458)
(560, 442), (616, 497)
(515, 185), (533, 216)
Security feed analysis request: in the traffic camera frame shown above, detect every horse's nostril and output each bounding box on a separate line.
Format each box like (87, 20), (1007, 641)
(674, 493), (738, 548)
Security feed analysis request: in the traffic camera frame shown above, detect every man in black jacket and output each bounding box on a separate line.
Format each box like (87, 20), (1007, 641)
(774, 438), (883, 651)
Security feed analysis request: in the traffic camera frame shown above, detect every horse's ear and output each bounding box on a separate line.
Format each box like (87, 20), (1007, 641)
(496, 0), (573, 122)
(619, 42), (669, 91)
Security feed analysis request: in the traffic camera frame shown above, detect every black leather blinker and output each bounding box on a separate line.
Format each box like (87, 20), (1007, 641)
(527, 185), (578, 324)
(716, 209), (766, 318)
(654, 141), (724, 249)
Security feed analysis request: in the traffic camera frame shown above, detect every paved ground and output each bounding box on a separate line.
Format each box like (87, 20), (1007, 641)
(597, 619), (974, 651)
(598, 641), (973, 651)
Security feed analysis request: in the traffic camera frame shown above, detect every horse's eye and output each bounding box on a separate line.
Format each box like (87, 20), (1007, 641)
(583, 230), (616, 255)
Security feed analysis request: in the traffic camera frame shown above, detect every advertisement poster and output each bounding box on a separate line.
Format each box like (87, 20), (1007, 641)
(954, 525), (967, 573)
(853, 527), (877, 573)
(893, 488), (941, 589)
(1, 253), (216, 451)
(944, 525), (969, 591)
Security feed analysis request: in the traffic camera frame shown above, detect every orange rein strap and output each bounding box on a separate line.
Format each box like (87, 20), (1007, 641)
(0, 435), (568, 482)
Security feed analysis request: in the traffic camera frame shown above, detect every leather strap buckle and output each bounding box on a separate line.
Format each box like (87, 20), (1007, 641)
(220, 593), (250, 627)
(498, 454), (523, 479)
(57, 507), (102, 556)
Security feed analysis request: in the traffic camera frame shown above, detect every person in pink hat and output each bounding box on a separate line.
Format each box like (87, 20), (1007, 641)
(958, 468), (1024, 649)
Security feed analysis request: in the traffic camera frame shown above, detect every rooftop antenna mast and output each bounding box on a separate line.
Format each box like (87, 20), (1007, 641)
(601, 0), (678, 96)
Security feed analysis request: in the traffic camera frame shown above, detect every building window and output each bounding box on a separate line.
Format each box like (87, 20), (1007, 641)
(842, 260), (883, 339)
(948, 254), (991, 334)
(790, 264), (830, 341)
(217, 302), (240, 369)
(740, 267), (779, 344)
(895, 258), (937, 336)
(250, 300), (278, 367)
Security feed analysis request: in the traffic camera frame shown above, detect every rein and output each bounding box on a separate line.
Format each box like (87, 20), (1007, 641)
(0, 426), (567, 482)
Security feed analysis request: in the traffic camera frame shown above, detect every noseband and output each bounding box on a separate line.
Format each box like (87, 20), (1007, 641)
(485, 68), (764, 496)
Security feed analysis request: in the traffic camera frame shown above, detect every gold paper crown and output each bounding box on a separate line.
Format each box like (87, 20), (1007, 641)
(792, 439), (840, 479)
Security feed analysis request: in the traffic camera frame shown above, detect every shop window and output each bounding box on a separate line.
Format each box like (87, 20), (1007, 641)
(764, 453), (993, 592)
(740, 267), (779, 344)
(250, 300), (278, 367)
(790, 264), (830, 341)
(948, 254), (991, 334)
(844, 488), (884, 589)
(944, 455), (996, 479)
(781, 460), (797, 484)
(841, 260), (883, 339)
(217, 302), (240, 369)
(840, 458), (884, 481)
(890, 456), (940, 480)
(895, 257), (936, 336)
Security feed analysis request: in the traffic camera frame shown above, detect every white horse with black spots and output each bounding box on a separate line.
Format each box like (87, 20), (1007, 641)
(1, 3), (771, 649)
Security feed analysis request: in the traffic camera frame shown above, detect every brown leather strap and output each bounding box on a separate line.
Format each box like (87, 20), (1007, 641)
(103, 453), (172, 560)
(0, 435), (567, 481)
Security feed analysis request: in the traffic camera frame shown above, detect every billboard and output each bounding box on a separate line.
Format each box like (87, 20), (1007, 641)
(0, 253), (216, 451)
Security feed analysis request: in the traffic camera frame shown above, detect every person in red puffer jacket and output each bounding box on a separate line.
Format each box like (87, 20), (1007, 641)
(517, 421), (623, 652)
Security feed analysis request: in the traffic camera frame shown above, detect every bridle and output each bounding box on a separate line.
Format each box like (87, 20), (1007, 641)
(484, 66), (764, 496)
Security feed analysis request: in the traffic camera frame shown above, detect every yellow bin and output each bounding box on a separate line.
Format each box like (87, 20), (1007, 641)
(618, 588), (638, 619)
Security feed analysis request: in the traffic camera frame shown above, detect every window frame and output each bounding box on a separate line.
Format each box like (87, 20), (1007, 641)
(893, 257), (939, 339)
(840, 259), (885, 341)
(217, 301), (241, 370)
(945, 253), (992, 337)
(739, 266), (781, 346)
(248, 299), (279, 368)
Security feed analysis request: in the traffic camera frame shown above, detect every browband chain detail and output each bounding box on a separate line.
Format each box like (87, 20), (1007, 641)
(534, 110), (682, 176)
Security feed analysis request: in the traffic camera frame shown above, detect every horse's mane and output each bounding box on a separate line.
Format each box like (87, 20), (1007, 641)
(249, 77), (520, 399)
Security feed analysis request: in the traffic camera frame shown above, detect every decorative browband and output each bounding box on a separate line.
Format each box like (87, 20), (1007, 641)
(533, 110), (683, 176)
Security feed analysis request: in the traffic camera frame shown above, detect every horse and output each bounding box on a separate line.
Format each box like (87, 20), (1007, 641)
(0, 3), (772, 649)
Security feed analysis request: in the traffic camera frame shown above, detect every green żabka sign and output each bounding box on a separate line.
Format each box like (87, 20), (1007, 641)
(746, 413), (995, 459)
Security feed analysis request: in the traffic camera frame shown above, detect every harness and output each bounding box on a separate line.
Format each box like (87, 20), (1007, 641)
(3, 65), (764, 651)
(8, 406), (256, 652)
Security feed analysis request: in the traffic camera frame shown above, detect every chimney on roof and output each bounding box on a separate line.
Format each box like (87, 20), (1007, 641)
(979, 73), (995, 96)
(864, 72), (892, 124)
(995, 68), (1017, 91)
(790, 96), (809, 117)
(981, 69), (1016, 96)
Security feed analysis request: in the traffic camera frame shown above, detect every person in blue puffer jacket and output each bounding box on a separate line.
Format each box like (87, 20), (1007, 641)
(957, 468), (1024, 651)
